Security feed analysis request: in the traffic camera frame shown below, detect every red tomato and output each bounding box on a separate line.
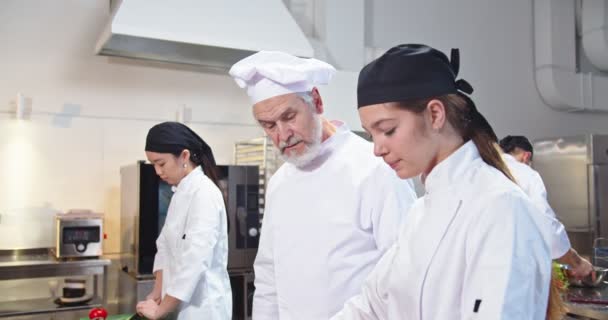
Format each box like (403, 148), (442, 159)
(88, 307), (108, 319)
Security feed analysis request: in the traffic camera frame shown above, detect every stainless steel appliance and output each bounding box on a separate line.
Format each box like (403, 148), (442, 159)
(120, 162), (260, 275)
(533, 134), (608, 256)
(117, 270), (154, 315)
(120, 162), (171, 276)
(53, 212), (103, 259)
(218, 165), (261, 271)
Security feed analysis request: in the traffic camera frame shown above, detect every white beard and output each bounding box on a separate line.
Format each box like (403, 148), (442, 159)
(278, 114), (323, 168)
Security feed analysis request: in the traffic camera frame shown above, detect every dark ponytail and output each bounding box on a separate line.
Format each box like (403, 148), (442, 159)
(178, 141), (230, 233)
(189, 146), (221, 190)
(397, 94), (515, 182)
(468, 124), (515, 183)
(455, 93), (516, 183)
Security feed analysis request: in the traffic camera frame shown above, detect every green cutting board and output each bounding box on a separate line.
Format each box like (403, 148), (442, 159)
(79, 315), (142, 320)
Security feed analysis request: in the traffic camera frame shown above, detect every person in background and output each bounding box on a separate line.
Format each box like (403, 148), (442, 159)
(499, 135), (593, 278)
(333, 44), (552, 319)
(136, 122), (232, 320)
(229, 51), (418, 319)
(499, 135), (533, 165)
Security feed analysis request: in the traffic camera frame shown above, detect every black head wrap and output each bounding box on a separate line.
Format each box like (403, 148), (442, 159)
(146, 122), (227, 232)
(145, 122), (216, 167)
(357, 44), (494, 139)
(499, 135), (534, 154)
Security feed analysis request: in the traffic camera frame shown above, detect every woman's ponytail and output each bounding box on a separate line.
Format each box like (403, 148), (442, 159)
(468, 129), (515, 182)
(456, 93), (515, 183)
(190, 144), (229, 232)
(398, 94), (515, 182)
(438, 93), (515, 182)
(190, 142), (221, 190)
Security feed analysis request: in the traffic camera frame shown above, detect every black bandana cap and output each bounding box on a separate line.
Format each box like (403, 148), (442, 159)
(357, 44), (475, 108)
(145, 122), (214, 165)
(357, 44), (496, 140)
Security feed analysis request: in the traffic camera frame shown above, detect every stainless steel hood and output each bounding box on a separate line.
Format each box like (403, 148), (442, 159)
(95, 0), (314, 69)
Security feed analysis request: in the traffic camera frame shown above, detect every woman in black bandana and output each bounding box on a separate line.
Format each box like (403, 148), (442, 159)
(332, 44), (553, 319)
(136, 122), (232, 320)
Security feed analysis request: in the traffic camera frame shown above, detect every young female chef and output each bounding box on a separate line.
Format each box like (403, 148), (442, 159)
(136, 122), (232, 319)
(331, 44), (552, 319)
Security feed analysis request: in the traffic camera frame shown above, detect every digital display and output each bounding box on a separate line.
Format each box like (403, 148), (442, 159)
(63, 226), (100, 244)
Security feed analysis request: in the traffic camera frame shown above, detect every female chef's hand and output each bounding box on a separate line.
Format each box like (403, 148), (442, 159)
(136, 299), (160, 320)
(146, 288), (162, 305)
(146, 271), (163, 305)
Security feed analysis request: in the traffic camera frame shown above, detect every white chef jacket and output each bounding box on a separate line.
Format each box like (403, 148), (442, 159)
(153, 166), (232, 319)
(502, 153), (571, 259)
(253, 122), (417, 320)
(332, 141), (552, 320)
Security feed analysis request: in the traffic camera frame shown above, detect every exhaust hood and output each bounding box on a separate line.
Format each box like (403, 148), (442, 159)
(95, 0), (314, 70)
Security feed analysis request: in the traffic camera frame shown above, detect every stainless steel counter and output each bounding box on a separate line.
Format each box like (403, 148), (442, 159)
(0, 249), (110, 318)
(0, 249), (110, 280)
(566, 286), (608, 319)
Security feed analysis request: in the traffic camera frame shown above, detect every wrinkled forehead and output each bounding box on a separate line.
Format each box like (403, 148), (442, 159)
(253, 93), (307, 121)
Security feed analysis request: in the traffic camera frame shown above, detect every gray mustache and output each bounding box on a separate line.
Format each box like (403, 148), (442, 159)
(279, 136), (303, 151)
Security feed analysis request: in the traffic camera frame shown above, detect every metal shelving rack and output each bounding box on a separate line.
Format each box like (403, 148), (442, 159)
(233, 136), (283, 220)
(0, 248), (110, 318)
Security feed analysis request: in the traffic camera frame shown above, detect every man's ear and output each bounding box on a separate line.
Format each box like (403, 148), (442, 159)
(311, 87), (324, 114)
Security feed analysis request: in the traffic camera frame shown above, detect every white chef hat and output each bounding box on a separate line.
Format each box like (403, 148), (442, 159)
(229, 51), (336, 105)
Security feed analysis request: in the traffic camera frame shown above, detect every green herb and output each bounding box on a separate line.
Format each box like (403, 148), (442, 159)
(553, 262), (569, 290)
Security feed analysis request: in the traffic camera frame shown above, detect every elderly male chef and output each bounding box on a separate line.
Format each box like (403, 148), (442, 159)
(229, 51), (417, 319)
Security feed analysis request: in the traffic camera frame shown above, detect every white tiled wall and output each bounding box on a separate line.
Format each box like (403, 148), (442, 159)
(0, 1), (270, 253)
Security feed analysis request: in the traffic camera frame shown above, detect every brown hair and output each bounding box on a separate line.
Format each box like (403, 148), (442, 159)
(397, 93), (515, 182)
